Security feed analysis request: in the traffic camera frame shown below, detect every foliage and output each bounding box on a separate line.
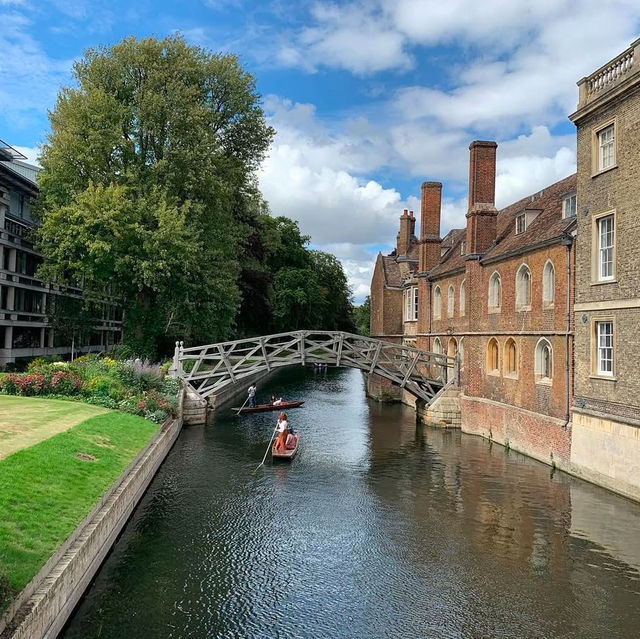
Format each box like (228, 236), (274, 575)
(0, 410), (156, 609)
(0, 354), (178, 422)
(36, 35), (274, 357)
(352, 296), (371, 337)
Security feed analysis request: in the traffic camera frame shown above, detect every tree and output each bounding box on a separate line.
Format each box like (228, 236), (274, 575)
(352, 296), (371, 336)
(309, 251), (354, 331)
(36, 35), (274, 356)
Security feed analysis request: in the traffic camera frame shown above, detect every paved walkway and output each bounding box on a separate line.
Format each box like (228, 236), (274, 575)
(0, 396), (107, 460)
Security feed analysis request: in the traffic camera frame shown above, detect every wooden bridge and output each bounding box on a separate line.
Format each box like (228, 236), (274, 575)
(172, 331), (458, 405)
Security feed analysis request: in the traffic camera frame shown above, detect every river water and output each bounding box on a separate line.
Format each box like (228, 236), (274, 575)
(61, 367), (640, 639)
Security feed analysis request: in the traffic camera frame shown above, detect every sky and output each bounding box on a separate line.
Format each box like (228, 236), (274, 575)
(2, 1), (639, 302)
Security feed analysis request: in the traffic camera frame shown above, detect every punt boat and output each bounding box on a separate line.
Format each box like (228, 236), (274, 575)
(233, 400), (305, 414)
(272, 432), (300, 460)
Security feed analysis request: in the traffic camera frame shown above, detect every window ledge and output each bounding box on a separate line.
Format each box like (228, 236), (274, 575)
(504, 372), (519, 380)
(487, 370), (501, 377)
(590, 279), (617, 286)
(516, 305), (531, 312)
(591, 164), (618, 178)
(589, 374), (617, 382)
(543, 302), (555, 310)
(535, 377), (553, 386)
(488, 307), (501, 314)
(404, 319), (418, 323)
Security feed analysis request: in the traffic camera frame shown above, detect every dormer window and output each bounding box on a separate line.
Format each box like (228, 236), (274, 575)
(460, 241), (466, 255)
(516, 214), (526, 235)
(563, 193), (577, 218)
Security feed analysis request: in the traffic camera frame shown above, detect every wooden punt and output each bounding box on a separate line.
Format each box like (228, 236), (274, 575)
(272, 432), (300, 460)
(233, 400), (305, 414)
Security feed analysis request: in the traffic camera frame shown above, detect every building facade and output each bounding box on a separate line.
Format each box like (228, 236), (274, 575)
(569, 39), (640, 499)
(0, 141), (122, 367)
(370, 141), (577, 465)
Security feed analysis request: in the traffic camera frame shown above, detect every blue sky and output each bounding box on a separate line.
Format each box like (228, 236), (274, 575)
(2, 0), (640, 301)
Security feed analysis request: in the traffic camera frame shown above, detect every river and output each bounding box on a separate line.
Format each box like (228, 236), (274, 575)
(61, 367), (640, 639)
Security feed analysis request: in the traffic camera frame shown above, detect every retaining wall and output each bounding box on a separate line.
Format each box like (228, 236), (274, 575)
(0, 412), (183, 639)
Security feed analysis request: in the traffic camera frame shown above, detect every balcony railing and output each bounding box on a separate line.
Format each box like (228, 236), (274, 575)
(578, 39), (640, 109)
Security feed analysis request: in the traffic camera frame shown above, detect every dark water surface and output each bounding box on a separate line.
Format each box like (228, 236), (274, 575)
(61, 368), (640, 639)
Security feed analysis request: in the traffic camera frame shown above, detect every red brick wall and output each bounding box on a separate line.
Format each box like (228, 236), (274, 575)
(460, 395), (572, 465)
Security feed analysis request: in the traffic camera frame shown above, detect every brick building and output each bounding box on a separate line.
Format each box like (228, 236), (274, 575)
(0, 140), (122, 367)
(569, 39), (640, 500)
(371, 141), (578, 466)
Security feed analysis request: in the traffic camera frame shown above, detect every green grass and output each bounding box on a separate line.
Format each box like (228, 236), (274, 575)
(0, 411), (157, 609)
(0, 396), (108, 460)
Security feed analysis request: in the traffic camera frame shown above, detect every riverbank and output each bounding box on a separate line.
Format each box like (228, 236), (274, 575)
(0, 406), (157, 613)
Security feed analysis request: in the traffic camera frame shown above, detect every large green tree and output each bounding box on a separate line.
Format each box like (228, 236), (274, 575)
(37, 35), (274, 356)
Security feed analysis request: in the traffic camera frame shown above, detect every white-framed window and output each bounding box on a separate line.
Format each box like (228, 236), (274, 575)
(433, 286), (442, 320)
(460, 241), (466, 255)
(598, 124), (615, 171)
(459, 280), (466, 316)
(597, 214), (614, 281)
(516, 214), (526, 235)
(535, 338), (553, 381)
(563, 193), (577, 218)
(404, 286), (418, 321)
(542, 261), (555, 306)
(447, 285), (454, 317)
(596, 321), (614, 376)
(488, 272), (501, 311)
(515, 264), (531, 309)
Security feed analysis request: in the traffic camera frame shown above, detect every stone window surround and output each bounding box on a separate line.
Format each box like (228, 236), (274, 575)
(488, 271), (501, 313)
(542, 259), (555, 309)
(591, 117), (618, 177)
(515, 263), (532, 311)
(591, 209), (617, 285)
(487, 337), (500, 375)
(433, 285), (442, 320)
(459, 279), (466, 317)
(447, 284), (455, 318)
(504, 337), (518, 379)
(534, 337), (553, 384)
(589, 315), (617, 381)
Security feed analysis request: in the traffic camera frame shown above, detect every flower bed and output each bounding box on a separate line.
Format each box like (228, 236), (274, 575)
(0, 355), (179, 423)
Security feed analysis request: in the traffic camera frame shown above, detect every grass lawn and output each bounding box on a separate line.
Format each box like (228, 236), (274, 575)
(0, 410), (157, 609)
(0, 396), (108, 460)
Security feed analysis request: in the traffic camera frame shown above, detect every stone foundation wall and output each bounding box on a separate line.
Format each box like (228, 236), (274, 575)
(460, 394), (571, 467)
(418, 389), (461, 428)
(569, 409), (640, 502)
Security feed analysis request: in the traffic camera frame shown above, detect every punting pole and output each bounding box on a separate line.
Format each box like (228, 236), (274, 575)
(236, 394), (250, 416)
(254, 424), (278, 472)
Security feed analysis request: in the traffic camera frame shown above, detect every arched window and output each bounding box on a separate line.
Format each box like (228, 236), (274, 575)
(459, 337), (465, 369)
(488, 272), (501, 311)
(487, 338), (499, 373)
(433, 337), (441, 354)
(447, 285), (455, 317)
(447, 337), (457, 382)
(433, 286), (442, 319)
(535, 338), (553, 380)
(460, 280), (466, 316)
(543, 261), (555, 306)
(504, 338), (517, 376)
(516, 264), (531, 309)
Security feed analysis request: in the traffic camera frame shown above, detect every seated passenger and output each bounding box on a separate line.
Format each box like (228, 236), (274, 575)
(273, 397), (283, 406)
(285, 432), (297, 449)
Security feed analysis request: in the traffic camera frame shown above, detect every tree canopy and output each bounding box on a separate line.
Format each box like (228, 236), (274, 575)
(36, 35), (354, 356)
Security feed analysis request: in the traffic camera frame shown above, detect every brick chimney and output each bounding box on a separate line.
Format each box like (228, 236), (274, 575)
(419, 182), (442, 272)
(396, 209), (412, 257)
(466, 141), (498, 256)
(409, 210), (416, 237)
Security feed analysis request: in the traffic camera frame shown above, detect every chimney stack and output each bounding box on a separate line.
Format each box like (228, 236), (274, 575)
(396, 209), (412, 257)
(419, 181), (442, 272)
(409, 210), (416, 237)
(466, 141), (498, 255)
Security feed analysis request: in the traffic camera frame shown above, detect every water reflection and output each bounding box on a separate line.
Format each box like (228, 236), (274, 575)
(61, 367), (640, 639)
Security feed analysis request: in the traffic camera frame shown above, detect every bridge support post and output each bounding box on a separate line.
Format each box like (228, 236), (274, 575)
(168, 341), (184, 378)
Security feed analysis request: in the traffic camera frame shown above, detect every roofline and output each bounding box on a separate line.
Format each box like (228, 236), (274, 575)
(0, 162), (39, 194)
(480, 231), (574, 266)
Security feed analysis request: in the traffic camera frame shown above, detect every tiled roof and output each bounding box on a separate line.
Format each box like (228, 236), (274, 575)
(429, 173), (577, 279)
(381, 236), (419, 287)
(382, 255), (403, 287)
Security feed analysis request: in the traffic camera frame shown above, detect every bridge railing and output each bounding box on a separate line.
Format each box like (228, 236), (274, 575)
(172, 331), (457, 404)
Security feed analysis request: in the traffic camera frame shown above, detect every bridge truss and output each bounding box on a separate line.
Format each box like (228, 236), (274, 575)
(172, 331), (457, 404)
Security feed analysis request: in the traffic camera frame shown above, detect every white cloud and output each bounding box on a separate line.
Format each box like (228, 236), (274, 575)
(12, 145), (41, 165)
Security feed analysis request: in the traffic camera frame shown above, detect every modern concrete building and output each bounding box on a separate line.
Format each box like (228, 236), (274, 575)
(569, 39), (640, 500)
(0, 141), (122, 367)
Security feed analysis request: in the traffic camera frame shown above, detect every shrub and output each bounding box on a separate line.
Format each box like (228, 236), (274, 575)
(50, 370), (83, 395)
(26, 358), (47, 373)
(149, 409), (168, 424)
(0, 373), (50, 396)
(110, 344), (136, 361)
